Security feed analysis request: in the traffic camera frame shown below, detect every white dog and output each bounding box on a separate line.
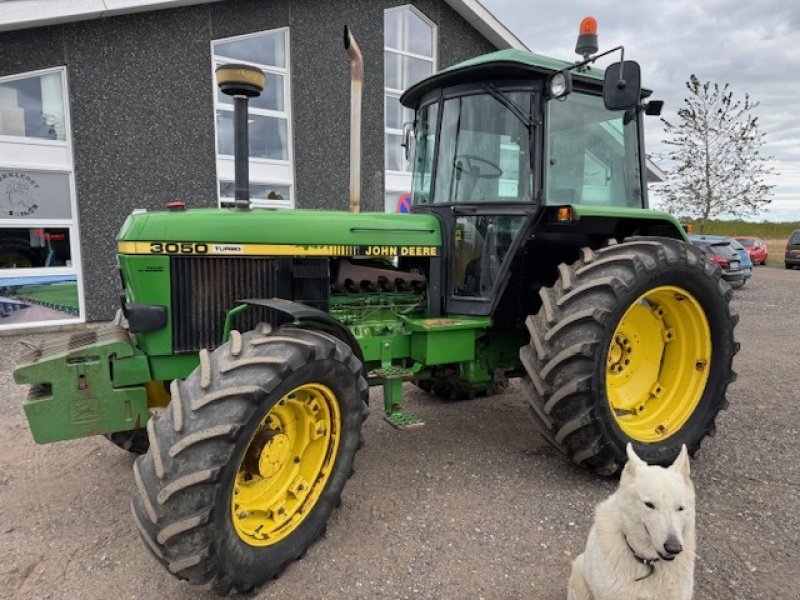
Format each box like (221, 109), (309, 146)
(567, 444), (696, 600)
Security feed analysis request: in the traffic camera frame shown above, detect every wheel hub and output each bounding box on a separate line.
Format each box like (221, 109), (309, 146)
(606, 286), (711, 443)
(244, 430), (291, 479)
(607, 334), (630, 373)
(232, 383), (341, 546)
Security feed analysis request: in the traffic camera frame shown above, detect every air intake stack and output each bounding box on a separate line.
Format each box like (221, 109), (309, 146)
(215, 63), (266, 210)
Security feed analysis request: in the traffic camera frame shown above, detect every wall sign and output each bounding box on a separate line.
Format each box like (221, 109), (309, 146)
(0, 170), (72, 219)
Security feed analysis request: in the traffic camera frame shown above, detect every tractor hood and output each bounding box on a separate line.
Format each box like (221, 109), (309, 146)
(117, 208), (442, 254)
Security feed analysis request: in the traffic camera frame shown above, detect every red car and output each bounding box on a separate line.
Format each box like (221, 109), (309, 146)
(734, 236), (768, 265)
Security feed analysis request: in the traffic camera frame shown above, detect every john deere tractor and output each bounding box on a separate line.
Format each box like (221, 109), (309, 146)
(14, 20), (737, 594)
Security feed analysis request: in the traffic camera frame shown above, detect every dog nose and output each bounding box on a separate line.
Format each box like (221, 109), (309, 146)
(663, 537), (683, 556)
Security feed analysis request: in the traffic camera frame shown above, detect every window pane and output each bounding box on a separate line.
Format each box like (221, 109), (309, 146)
(546, 93), (642, 207)
(386, 133), (406, 172)
(0, 170), (72, 219)
(384, 9), (401, 49)
(217, 71), (284, 112)
(0, 72), (65, 141)
(402, 55), (432, 88)
(216, 111), (288, 160)
(219, 181), (290, 202)
(0, 227), (73, 268)
(385, 95), (413, 130)
(453, 215), (525, 297)
(384, 52), (402, 91)
(215, 31), (286, 68)
(434, 92), (533, 203)
(405, 10), (433, 56)
(0, 273), (79, 323)
(411, 102), (437, 204)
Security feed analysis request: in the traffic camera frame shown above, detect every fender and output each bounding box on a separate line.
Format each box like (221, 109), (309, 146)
(237, 297), (366, 367)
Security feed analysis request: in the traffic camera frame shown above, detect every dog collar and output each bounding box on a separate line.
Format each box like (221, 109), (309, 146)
(624, 535), (659, 581)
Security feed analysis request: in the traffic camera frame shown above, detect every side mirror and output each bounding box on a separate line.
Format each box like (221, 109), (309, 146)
(603, 61), (641, 110)
(401, 120), (416, 162)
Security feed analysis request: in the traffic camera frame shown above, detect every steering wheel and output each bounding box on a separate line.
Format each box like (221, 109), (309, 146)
(454, 154), (503, 179)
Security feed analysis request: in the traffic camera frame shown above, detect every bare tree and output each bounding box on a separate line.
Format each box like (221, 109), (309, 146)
(656, 75), (775, 232)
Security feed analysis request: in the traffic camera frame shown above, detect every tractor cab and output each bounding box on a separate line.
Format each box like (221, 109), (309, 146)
(401, 39), (652, 317)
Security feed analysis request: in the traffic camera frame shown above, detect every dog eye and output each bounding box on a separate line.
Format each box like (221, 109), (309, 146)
(677, 506), (685, 511)
(644, 501), (655, 509)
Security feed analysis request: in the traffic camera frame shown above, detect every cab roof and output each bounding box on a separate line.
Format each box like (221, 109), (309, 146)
(400, 48), (650, 108)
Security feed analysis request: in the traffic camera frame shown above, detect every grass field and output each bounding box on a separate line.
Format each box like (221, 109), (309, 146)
(12, 282), (79, 310)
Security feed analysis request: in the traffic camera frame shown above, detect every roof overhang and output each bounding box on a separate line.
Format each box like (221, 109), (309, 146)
(0, 0), (529, 52)
(0, 0), (225, 32)
(645, 157), (666, 183)
(443, 0), (529, 51)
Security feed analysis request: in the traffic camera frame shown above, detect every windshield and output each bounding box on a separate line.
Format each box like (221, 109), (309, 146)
(546, 92), (643, 208)
(736, 238), (754, 247)
(412, 90), (533, 204)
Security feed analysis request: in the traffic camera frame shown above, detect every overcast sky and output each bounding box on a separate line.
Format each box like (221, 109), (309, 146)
(483, 0), (800, 221)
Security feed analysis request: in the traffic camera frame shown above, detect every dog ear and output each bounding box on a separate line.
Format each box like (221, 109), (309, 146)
(621, 443), (645, 484)
(670, 444), (691, 481)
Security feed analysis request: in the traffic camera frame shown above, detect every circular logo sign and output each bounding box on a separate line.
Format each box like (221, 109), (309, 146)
(0, 172), (40, 217)
(396, 192), (412, 214)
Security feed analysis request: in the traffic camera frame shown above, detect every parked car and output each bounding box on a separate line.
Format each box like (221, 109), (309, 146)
(786, 229), (800, 269)
(734, 236), (768, 265)
(690, 235), (751, 288)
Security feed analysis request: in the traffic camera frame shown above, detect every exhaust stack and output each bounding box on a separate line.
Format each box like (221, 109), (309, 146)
(215, 64), (266, 210)
(344, 26), (363, 213)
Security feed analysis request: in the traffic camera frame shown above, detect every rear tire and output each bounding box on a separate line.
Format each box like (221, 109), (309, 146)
(131, 325), (368, 594)
(520, 238), (738, 476)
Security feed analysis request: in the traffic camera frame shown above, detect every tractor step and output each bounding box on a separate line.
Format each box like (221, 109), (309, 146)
(370, 365), (416, 381)
(384, 410), (424, 429)
(370, 366), (424, 428)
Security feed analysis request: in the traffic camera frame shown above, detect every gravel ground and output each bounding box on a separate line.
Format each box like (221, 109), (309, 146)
(1, 265), (799, 600)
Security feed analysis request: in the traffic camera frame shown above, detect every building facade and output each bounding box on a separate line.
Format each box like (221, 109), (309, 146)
(0, 0), (525, 329)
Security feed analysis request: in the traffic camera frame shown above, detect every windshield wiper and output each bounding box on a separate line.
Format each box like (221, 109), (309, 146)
(483, 84), (533, 129)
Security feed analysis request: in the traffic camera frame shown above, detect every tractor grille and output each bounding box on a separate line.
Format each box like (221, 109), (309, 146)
(170, 256), (329, 352)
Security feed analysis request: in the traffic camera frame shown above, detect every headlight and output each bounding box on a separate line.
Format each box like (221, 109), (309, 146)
(550, 70), (573, 99)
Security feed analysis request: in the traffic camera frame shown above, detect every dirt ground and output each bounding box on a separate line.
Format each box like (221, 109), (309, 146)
(1, 265), (799, 600)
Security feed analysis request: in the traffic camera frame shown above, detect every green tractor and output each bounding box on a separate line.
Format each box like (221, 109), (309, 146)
(14, 20), (737, 594)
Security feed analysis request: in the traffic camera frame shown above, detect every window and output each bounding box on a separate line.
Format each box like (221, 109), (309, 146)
(546, 93), (643, 208)
(430, 92), (533, 204)
(0, 68), (83, 329)
(212, 29), (293, 208)
(384, 6), (436, 212)
(0, 72), (65, 141)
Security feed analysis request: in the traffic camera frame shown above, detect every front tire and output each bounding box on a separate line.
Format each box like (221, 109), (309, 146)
(131, 325), (368, 593)
(520, 238), (738, 476)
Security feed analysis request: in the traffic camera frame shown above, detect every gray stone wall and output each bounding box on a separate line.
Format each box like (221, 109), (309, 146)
(0, 0), (500, 321)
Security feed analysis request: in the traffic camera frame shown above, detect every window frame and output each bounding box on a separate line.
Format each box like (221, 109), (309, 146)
(211, 27), (295, 209)
(0, 66), (85, 330)
(384, 5), (437, 207)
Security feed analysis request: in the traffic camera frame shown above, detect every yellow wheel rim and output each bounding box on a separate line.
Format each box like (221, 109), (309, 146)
(606, 285), (711, 443)
(231, 383), (341, 546)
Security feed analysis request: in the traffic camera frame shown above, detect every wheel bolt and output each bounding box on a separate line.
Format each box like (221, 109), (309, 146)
(238, 511), (248, 519)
